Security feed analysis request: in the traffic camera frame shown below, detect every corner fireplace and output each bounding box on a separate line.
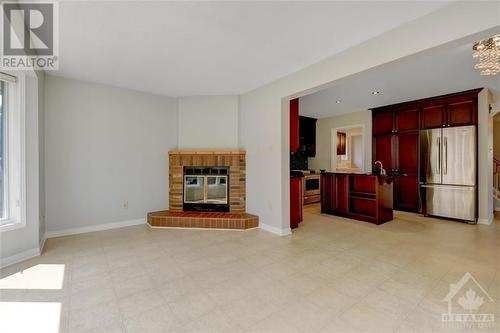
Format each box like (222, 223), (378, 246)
(183, 166), (229, 212)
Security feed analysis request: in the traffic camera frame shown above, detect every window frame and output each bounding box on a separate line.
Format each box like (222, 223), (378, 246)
(0, 71), (26, 232)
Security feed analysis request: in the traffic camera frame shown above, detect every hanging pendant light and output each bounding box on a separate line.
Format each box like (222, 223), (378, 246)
(472, 34), (500, 76)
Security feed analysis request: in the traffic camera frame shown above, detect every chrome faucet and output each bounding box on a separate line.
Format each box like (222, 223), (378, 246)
(374, 161), (386, 176)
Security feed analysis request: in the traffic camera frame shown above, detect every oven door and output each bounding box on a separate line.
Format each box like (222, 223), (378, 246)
(304, 176), (320, 196)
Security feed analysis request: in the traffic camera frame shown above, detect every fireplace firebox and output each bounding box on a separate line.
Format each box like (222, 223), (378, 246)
(183, 167), (229, 212)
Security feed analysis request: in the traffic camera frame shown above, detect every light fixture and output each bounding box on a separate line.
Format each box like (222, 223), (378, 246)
(371, 91), (381, 95)
(472, 34), (500, 76)
(335, 100), (342, 104)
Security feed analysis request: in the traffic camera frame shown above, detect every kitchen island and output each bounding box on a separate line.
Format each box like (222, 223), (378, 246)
(321, 172), (393, 225)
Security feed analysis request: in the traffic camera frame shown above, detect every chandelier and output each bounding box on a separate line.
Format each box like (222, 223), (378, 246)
(472, 34), (500, 75)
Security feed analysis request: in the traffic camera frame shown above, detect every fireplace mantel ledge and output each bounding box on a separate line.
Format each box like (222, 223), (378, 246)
(169, 150), (245, 155)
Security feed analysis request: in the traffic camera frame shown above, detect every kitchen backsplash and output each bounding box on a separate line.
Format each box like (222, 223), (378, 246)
(290, 151), (308, 170)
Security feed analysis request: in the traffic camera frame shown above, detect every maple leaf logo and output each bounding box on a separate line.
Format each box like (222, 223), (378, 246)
(458, 289), (484, 312)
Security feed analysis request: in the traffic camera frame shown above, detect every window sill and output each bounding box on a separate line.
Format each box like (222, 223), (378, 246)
(0, 219), (26, 232)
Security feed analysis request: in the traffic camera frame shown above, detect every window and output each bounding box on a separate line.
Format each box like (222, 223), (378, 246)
(0, 72), (26, 231)
(0, 81), (5, 219)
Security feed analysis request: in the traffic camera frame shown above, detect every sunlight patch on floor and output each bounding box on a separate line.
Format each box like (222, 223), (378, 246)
(0, 264), (65, 289)
(0, 302), (61, 333)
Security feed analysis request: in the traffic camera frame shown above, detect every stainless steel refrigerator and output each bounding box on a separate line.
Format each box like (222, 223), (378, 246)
(420, 125), (477, 222)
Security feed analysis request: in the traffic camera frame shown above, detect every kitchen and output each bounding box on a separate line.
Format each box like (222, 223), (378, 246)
(289, 35), (498, 229)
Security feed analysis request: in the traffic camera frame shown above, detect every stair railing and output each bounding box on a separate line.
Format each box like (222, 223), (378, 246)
(494, 158), (500, 198)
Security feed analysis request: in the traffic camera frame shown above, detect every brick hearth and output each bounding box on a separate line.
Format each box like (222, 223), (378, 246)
(148, 211), (258, 229)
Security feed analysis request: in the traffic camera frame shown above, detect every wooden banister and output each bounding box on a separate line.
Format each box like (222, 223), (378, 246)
(494, 158), (500, 197)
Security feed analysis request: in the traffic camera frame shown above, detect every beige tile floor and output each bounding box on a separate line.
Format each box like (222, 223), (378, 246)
(1, 205), (499, 333)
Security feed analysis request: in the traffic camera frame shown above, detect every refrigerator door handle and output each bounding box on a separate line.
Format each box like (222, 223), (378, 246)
(444, 137), (448, 175)
(437, 137), (441, 174)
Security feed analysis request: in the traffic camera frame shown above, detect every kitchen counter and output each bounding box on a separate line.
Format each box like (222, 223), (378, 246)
(321, 172), (393, 225)
(322, 171), (393, 185)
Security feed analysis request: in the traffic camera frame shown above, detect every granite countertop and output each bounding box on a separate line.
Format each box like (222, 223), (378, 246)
(321, 170), (372, 175)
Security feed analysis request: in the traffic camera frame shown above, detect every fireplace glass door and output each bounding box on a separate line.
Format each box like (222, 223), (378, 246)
(184, 176), (205, 203)
(207, 176), (227, 204)
(184, 175), (228, 204)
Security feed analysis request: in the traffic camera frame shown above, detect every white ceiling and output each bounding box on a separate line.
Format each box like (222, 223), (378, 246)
(299, 27), (500, 119)
(52, 1), (451, 97)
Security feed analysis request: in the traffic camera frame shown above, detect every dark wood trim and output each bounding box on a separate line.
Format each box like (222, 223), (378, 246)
(371, 88), (483, 113)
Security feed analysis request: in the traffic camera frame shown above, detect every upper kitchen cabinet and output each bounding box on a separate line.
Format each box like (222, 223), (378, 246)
(395, 107), (419, 132)
(420, 89), (480, 129)
(373, 107), (419, 135)
(299, 115), (317, 157)
(290, 98), (299, 152)
(421, 104), (446, 129)
(373, 111), (394, 136)
(447, 99), (476, 127)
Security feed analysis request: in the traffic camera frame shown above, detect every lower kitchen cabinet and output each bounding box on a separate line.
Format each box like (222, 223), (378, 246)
(290, 176), (303, 229)
(321, 173), (393, 225)
(394, 176), (419, 211)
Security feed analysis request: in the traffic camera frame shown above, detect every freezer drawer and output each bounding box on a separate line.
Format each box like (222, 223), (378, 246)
(422, 185), (476, 221)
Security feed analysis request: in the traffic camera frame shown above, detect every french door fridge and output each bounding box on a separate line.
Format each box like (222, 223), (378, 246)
(420, 125), (476, 221)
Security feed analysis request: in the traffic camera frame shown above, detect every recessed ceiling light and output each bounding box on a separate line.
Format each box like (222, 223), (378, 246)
(371, 91), (381, 95)
(336, 100), (342, 104)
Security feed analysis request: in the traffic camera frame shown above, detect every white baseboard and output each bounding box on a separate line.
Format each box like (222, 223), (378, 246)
(39, 233), (46, 253)
(259, 223), (292, 236)
(45, 218), (146, 238)
(477, 218), (493, 225)
(0, 247), (40, 269)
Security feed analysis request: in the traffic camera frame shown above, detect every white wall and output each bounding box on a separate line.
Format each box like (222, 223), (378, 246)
(307, 111), (372, 171)
(239, 1), (500, 234)
(477, 89), (493, 224)
(178, 96), (239, 150)
(38, 71), (46, 247)
(0, 71), (42, 265)
(44, 76), (178, 233)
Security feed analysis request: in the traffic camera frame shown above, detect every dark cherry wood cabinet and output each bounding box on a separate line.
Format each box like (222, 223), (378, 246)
(299, 116), (317, 157)
(373, 111), (394, 136)
(421, 90), (478, 129)
(321, 173), (334, 213)
(373, 135), (393, 175)
(335, 174), (349, 213)
(290, 175), (303, 229)
(421, 104), (446, 129)
(289, 98), (317, 156)
(290, 98), (299, 152)
(394, 132), (419, 211)
(321, 173), (393, 225)
(447, 100), (476, 127)
(394, 176), (419, 211)
(374, 107), (419, 134)
(395, 132), (419, 174)
(395, 107), (419, 132)
(372, 88), (481, 213)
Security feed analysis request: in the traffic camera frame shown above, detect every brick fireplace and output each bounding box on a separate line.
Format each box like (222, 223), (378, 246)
(147, 150), (258, 229)
(169, 150), (246, 213)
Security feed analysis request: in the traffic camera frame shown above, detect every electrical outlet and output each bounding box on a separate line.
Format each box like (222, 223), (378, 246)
(123, 201), (129, 209)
